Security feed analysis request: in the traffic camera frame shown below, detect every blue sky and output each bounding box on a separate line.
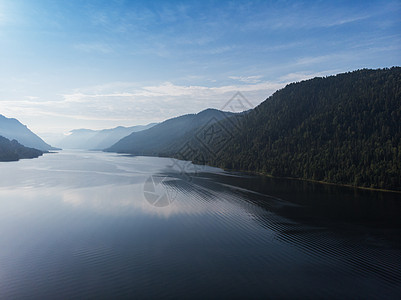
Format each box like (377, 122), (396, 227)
(0, 0), (400, 143)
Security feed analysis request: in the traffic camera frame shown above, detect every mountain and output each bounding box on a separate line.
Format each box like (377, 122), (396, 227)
(106, 109), (236, 155)
(175, 67), (401, 191)
(0, 115), (55, 151)
(106, 67), (401, 191)
(0, 136), (44, 161)
(57, 129), (97, 149)
(57, 123), (156, 150)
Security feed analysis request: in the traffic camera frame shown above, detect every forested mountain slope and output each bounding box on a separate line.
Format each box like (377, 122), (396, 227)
(177, 68), (401, 191)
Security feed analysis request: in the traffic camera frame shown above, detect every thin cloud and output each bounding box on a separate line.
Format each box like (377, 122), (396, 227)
(229, 76), (263, 83)
(295, 54), (344, 66)
(0, 79), (286, 132)
(323, 15), (371, 27)
(74, 43), (113, 54)
(279, 71), (339, 83)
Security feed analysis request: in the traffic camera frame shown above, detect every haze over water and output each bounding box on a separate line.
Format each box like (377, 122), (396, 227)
(0, 151), (400, 299)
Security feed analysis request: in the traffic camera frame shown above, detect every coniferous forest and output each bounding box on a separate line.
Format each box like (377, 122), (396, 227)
(173, 68), (401, 191)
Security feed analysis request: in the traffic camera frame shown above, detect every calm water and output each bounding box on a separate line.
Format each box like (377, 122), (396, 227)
(0, 151), (400, 299)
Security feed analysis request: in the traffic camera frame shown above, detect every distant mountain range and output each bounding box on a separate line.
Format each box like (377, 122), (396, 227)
(106, 109), (236, 155)
(57, 123), (156, 150)
(0, 135), (44, 161)
(2, 67), (400, 190)
(106, 67), (401, 191)
(0, 114), (56, 151)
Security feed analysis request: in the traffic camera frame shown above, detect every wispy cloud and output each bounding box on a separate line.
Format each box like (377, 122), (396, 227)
(323, 15), (371, 27)
(74, 43), (114, 54)
(1, 0), (399, 137)
(279, 71), (339, 83)
(0, 78), (288, 134)
(241, 3), (371, 32)
(294, 52), (354, 66)
(229, 76), (263, 83)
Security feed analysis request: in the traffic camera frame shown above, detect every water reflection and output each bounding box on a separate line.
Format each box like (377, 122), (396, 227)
(0, 150), (400, 299)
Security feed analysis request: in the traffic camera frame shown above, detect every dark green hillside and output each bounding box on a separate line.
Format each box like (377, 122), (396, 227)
(0, 136), (44, 161)
(183, 68), (401, 191)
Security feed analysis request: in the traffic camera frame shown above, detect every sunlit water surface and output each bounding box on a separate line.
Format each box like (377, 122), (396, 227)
(0, 151), (400, 299)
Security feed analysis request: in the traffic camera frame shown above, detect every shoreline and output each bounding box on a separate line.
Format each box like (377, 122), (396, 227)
(103, 150), (401, 195)
(217, 167), (401, 194)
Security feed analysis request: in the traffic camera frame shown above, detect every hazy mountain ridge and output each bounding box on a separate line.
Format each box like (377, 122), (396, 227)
(0, 135), (44, 161)
(0, 115), (55, 151)
(106, 109), (236, 155)
(57, 123), (156, 150)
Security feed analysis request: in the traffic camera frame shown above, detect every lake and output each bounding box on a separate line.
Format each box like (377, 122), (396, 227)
(0, 150), (400, 299)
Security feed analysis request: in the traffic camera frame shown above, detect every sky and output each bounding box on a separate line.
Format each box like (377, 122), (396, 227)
(0, 0), (400, 144)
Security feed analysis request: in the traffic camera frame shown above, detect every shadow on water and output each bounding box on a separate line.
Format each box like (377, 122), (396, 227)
(194, 172), (401, 225)
(160, 167), (401, 225)
(1, 152), (400, 299)
(155, 168), (401, 298)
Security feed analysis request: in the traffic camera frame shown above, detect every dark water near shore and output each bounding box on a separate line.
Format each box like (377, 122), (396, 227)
(0, 151), (400, 299)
